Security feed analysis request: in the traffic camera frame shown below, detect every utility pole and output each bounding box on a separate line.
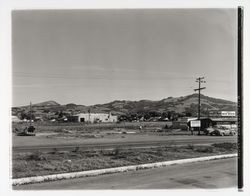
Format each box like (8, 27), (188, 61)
(29, 101), (32, 126)
(194, 77), (206, 135)
(88, 108), (91, 124)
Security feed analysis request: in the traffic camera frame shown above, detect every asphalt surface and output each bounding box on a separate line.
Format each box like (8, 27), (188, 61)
(13, 135), (236, 153)
(13, 157), (237, 190)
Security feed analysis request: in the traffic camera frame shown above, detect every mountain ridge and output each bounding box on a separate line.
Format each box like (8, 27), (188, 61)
(12, 94), (237, 118)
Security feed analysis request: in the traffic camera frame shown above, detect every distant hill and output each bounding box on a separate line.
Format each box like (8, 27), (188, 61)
(12, 94), (237, 118)
(87, 94), (236, 115)
(32, 100), (60, 107)
(17, 100), (60, 108)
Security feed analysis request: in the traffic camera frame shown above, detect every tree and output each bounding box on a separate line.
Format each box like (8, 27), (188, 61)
(20, 111), (28, 120)
(58, 111), (64, 118)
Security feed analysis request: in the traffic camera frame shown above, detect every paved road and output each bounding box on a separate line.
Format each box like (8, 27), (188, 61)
(13, 135), (236, 153)
(14, 157), (237, 190)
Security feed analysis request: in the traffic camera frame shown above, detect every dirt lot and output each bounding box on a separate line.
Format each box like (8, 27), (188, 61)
(12, 121), (190, 147)
(12, 121), (169, 132)
(12, 143), (237, 179)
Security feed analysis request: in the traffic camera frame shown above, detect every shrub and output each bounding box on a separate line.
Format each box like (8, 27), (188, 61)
(212, 143), (237, 150)
(72, 147), (80, 153)
(51, 148), (58, 154)
(187, 144), (194, 150)
(114, 147), (121, 156)
(27, 151), (47, 161)
(195, 146), (214, 153)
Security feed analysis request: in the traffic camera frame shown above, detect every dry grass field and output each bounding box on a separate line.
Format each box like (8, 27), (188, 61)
(12, 143), (237, 179)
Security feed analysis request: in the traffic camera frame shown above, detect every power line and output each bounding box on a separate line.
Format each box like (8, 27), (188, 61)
(12, 72), (196, 81)
(13, 72), (232, 83)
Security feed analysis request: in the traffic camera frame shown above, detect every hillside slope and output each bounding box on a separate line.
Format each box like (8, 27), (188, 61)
(88, 94), (236, 115)
(12, 94), (236, 117)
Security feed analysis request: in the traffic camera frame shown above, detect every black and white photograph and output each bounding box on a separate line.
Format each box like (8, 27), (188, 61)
(1, 0), (248, 193)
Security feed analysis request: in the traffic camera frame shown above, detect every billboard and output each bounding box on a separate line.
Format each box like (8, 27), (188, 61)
(221, 111), (236, 117)
(190, 120), (201, 127)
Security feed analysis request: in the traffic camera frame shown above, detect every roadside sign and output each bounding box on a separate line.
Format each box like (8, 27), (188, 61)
(190, 120), (201, 127)
(221, 111), (236, 117)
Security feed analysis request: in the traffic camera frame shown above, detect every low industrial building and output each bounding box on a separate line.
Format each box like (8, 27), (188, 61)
(188, 117), (237, 131)
(72, 113), (118, 123)
(210, 117), (237, 129)
(174, 115), (237, 131)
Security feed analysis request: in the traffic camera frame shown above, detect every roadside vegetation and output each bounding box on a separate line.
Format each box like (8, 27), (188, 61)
(12, 142), (237, 179)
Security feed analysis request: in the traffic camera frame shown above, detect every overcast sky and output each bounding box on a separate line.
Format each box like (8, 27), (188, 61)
(12, 9), (237, 106)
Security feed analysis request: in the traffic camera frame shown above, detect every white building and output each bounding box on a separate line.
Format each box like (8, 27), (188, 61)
(12, 115), (22, 122)
(73, 113), (118, 123)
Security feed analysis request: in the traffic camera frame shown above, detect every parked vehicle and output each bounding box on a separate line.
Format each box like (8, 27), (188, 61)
(16, 102), (36, 136)
(204, 127), (216, 135)
(213, 126), (236, 136)
(16, 125), (36, 136)
(204, 125), (236, 136)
